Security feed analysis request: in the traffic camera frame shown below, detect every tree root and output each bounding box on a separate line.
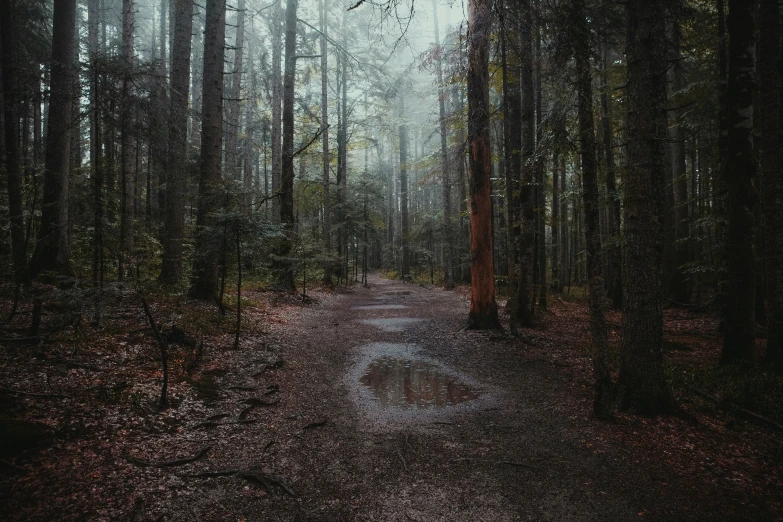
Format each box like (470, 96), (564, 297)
(689, 385), (783, 432)
(125, 446), (211, 468)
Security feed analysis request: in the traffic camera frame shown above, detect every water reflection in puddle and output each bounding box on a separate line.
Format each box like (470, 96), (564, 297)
(359, 356), (478, 408)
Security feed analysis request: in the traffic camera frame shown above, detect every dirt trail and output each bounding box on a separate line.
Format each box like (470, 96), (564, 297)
(4, 273), (764, 521)
(199, 273), (732, 522)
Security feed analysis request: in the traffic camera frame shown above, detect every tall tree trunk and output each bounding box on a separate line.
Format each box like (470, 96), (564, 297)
(119, 0), (136, 280)
(432, 0), (454, 289)
(1, 0), (29, 285)
(190, 0), (225, 299)
(560, 155), (569, 289)
(277, 0), (298, 290)
(720, 0), (756, 364)
(225, 0), (245, 181)
(516, 0), (535, 327)
(668, 12), (691, 304)
(551, 148), (560, 292)
(571, 0), (613, 418)
(600, 42), (622, 308)
(466, 0), (500, 330)
(534, 1), (546, 309)
(500, 7), (518, 334)
(270, 0), (283, 220)
(88, 0), (103, 285)
(759, 0), (783, 370)
(399, 98), (410, 278)
(161, 0), (193, 285)
(243, 46), (255, 208)
(29, 0), (75, 277)
(618, 0), (675, 414)
(190, 5), (203, 152)
(321, 0), (332, 285)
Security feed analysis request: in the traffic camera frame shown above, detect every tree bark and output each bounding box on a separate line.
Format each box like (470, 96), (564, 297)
(225, 0), (245, 181)
(516, 0), (535, 327)
(600, 42), (621, 308)
(88, 0), (104, 285)
(466, 0), (500, 330)
(321, 0), (332, 285)
(399, 98), (410, 278)
(720, 0), (756, 364)
(29, 0), (76, 277)
(1, 0), (29, 285)
(190, 0), (225, 299)
(270, 0), (283, 220)
(118, 0), (136, 280)
(161, 0), (193, 285)
(618, 0), (676, 414)
(571, 0), (613, 418)
(432, 0), (454, 289)
(277, 0), (298, 290)
(667, 13), (691, 304)
(759, 0), (783, 370)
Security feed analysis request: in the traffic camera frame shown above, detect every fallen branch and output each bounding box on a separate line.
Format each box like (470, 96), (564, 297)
(0, 458), (31, 473)
(689, 386), (783, 432)
(177, 468), (295, 496)
(125, 446), (211, 468)
(455, 457), (543, 471)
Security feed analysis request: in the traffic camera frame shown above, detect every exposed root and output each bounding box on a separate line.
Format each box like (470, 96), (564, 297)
(125, 446), (211, 468)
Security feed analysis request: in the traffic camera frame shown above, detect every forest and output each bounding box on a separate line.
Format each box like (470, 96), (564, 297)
(0, 0), (782, 519)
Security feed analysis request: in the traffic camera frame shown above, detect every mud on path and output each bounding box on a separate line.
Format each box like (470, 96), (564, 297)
(1, 274), (775, 521)
(165, 273), (756, 522)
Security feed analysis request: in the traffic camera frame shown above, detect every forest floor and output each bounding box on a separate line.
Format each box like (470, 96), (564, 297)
(1, 273), (781, 521)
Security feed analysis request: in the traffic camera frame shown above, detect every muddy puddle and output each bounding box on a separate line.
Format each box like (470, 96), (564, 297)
(360, 318), (424, 332)
(359, 356), (478, 408)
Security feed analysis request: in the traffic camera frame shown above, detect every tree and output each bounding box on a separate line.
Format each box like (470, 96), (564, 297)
(118, 0), (136, 279)
(759, 0), (783, 370)
(399, 97), (410, 278)
(720, 0), (756, 364)
(1, 0), (29, 285)
(190, 0), (226, 300)
(160, 0), (194, 285)
(432, 0), (454, 289)
(515, 0), (535, 328)
(466, 0), (500, 330)
(570, 0), (613, 417)
(277, 0), (299, 290)
(618, 0), (675, 414)
(29, 0), (76, 277)
(321, 0), (333, 285)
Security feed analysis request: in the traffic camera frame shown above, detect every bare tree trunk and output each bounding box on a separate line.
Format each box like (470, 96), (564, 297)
(668, 12), (690, 304)
(190, 0), (225, 300)
(759, 0), (783, 370)
(161, 0), (193, 285)
(516, 0), (535, 327)
(500, 2), (520, 333)
(432, 0), (454, 289)
(30, 0), (76, 277)
(534, 1), (546, 309)
(88, 0), (104, 285)
(466, 0), (500, 330)
(399, 98), (410, 278)
(277, 0), (298, 290)
(600, 41), (621, 308)
(1, 0), (29, 285)
(618, 0), (676, 414)
(225, 0), (245, 181)
(270, 0), (283, 220)
(571, 0), (613, 418)
(721, 0), (756, 364)
(321, 0), (332, 285)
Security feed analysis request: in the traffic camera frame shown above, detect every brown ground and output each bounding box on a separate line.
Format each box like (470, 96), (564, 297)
(1, 273), (780, 521)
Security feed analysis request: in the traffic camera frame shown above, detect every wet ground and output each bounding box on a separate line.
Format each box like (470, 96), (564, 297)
(207, 273), (753, 521)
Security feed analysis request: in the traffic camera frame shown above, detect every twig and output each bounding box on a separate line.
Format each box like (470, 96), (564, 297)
(177, 468), (295, 496)
(125, 446), (211, 468)
(302, 419), (328, 430)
